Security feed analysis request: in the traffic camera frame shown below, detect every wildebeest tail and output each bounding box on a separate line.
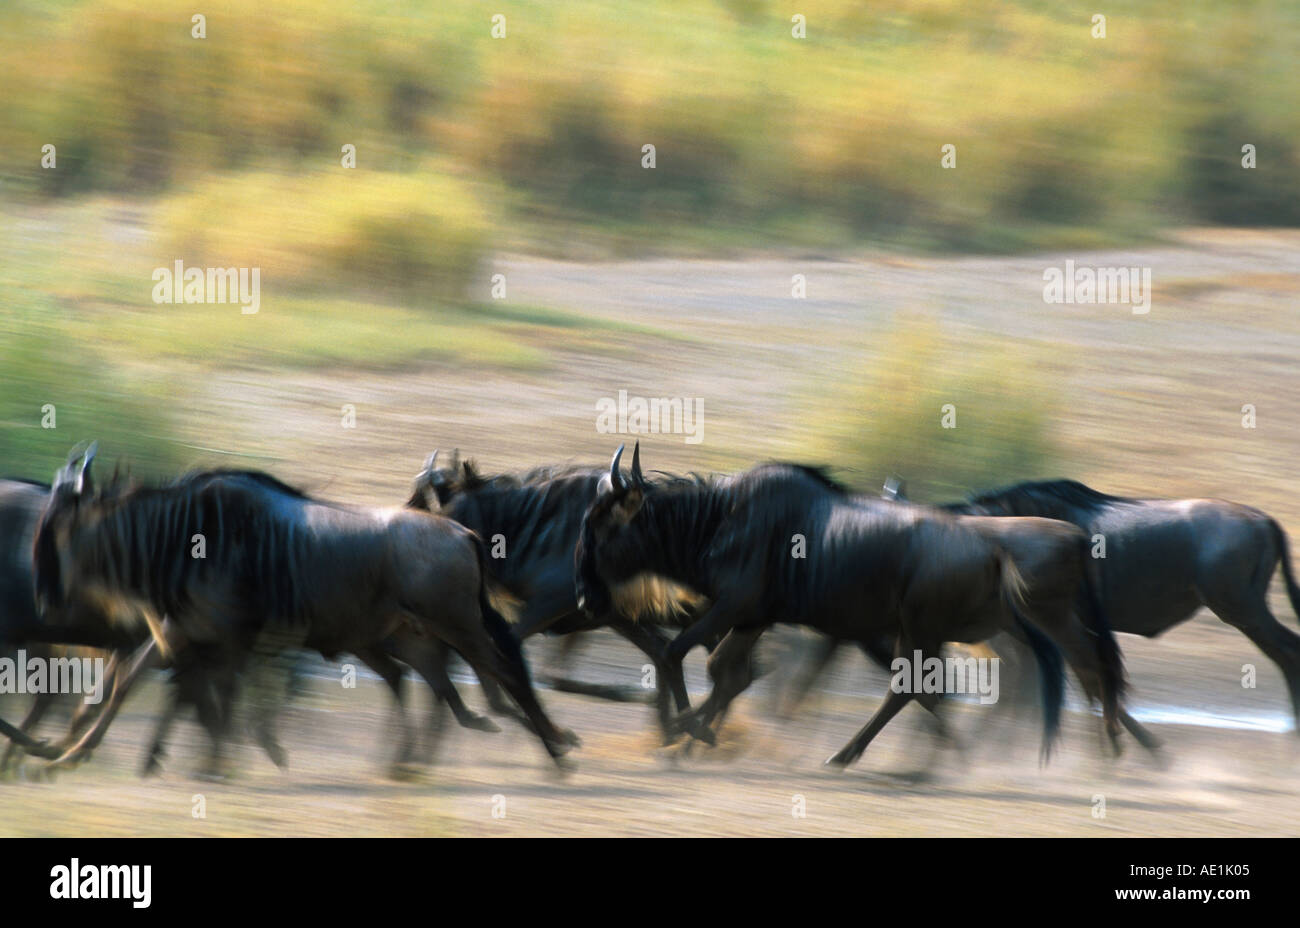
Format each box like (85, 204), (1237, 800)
(999, 554), (1064, 763)
(470, 533), (531, 682)
(1269, 518), (1300, 627)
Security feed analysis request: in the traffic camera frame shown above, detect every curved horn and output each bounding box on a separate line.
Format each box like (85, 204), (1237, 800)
(630, 441), (645, 487)
(415, 450), (439, 481)
(75, 441), (98, 494)
(63, 440), (90, 466)
(609, 444), (627, 490)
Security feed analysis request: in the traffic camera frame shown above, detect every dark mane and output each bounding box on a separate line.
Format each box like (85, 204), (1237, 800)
(71, 469), (318, 626)
(171, 468), (312, 499)
(740, 462), (851, 496)
(608, 462), (856, 610)
(779, 463), (851, 496)
(964, 479), (1131, 513)
(440, 467), (607, 572)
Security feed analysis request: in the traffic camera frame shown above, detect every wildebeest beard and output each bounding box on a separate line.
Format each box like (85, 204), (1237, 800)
(577, 475), (765, 618)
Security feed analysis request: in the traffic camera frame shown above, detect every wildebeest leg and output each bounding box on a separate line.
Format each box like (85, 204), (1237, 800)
(48, 636), (159, 768)
(1, 692), (57, 771)
(240, 636), (296, 772)
(856, 637), (959, 755)
(387, 631), (501, 740)
(0, 714), (59, 761)
(606, 613), (689, 743)
(420, 633), (521, 727)
(1118, 707), (1163, 755)
(778, 635), (843, 719)
(676, 625), (767, 739)
(434, 609), (576, 765)
(354, 647), (418, 777)
(194, 658), (239, 780)
(486, 592), (575, 719)
(1022, 595), (1125, 755)
(662, 596), (757, 744)
(1207, 595), (1300, 729)
(141, 690), (184, 777)
(825, 635), (927, 768)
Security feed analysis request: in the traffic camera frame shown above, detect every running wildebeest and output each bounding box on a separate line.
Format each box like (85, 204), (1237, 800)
(0, 473), (139, 765)
(1, 456), (322, 775)
(575, 445), (1129, 767)
(783, 476), (1164, 756)
(32, 446), (575, 776)
(406, 449), (707, 742)
(898, 477), (1300, 730)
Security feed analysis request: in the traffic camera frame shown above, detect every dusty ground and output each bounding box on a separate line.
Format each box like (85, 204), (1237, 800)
(4, 229), (1300, 835)
(1, 624), (1297, 837)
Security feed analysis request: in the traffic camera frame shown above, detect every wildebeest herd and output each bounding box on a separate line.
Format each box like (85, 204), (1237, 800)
(3, 439), (1300, 783)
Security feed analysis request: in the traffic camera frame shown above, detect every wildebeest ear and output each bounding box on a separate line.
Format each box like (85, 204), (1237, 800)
(613, 485), (645, 522)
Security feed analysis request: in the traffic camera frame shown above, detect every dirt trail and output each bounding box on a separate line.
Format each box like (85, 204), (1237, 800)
(3, 645), (1297, 837)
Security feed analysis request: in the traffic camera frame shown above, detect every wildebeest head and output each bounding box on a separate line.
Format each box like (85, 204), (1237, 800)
(575, 443), (649, 618)
(407, 448), (463, 511)
(33, 441), (98, 615)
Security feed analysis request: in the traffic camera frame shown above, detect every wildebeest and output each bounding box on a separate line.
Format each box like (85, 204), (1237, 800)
(1, 470), (297, 775)
(906, 478), (1300, 729)
(1, 467), (393, 775)
(406, 450), (706, 742)
(0, 474), (137, 764)
(32, 446), (575, 775)
(575, 445), (1130, 767)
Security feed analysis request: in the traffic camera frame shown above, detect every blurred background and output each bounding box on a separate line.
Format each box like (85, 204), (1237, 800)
(1, 0), (1299, 835)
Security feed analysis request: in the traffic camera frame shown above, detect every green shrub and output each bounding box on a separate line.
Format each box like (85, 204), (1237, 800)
(811, 321), (1061, 501)
(155, 169), (493, 300)
(0, 314), (181, 481)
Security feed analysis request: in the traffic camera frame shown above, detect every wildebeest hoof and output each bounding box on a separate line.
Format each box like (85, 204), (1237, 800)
(47, 747), (89, 770)
(683, 718), (716, 747)
(557, 727), (582, 748)
(23, 738), (61, 762)
(388, 761), (422, 782)
(263, 743), (289, 771)
(462, 713), (501, 734)
(549, 735), (579, 759)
